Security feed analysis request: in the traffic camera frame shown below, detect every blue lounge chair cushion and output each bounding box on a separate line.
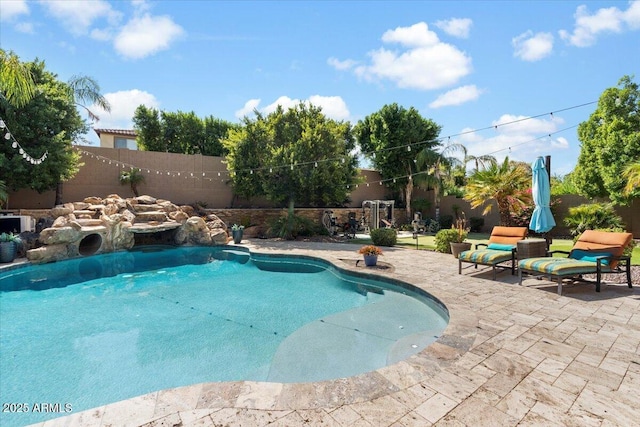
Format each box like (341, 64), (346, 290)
(487, 243), (515, 251)
(570, 249), (612, 266)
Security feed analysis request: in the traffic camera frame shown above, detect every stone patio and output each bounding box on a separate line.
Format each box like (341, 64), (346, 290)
(27, 239), (640, 426)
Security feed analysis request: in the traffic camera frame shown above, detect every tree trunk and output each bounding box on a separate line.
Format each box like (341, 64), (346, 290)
(55, 182), (63, 206)
(405, 178), (413, 219)
(287, 198), (295, 240)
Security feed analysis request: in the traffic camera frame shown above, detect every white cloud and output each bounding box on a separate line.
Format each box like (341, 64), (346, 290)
(263, 96), (299, 114)
(429, 85), (483, 108)
(15, 21), (34, 33)
(559, 1), (640, 47)
(327, 57), (357, 71)
(236, 95), (350, 121)
(626, 0), (640, 29)
(89, 89), (159, 129)
(308, 95), (350, 120)
(381, 22), (440, 47)
(113, 13), (184, 59)
(552, 136), (569, 149)
(340, 22), (472, 91)
(512, 31), (554, 61)
(235, 99), (261, 119)
(453, 113), (569, 168)
(0, 0), (29, 21)
(39, 0), (119, 36)
(434, 18), (472, 38)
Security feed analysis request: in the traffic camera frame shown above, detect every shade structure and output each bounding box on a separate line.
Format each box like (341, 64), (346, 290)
(529, 157), (556, 233)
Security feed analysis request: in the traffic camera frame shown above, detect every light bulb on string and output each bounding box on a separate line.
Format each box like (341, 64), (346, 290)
(5, 133), (11, 140)
(12, 142), (17, 148)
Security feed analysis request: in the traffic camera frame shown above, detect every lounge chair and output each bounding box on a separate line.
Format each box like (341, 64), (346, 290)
(518, 230), (633, 295)
(458, 226), (529, 280)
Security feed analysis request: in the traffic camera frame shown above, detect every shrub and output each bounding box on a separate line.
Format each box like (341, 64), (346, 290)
(438, 214), (453, 229)
(426, 219), (440, 233)
(370, 228), (397, 246)
(564, 203), (625, 236)
(434, 228), (461, 253)
(267, 214), (320, 240)
(469, 217), (484, 233)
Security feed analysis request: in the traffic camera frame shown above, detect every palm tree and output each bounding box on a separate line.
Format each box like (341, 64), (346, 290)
(415, 141), (466, 218)
(119, 168), (146, 197)
(54, 75), (111, 205)
(67, 74), (111, 122)
(622, 161), (640, 196)
(464, 153), (497, 172)
(464, 157), (532, 226)
(0, 49), (35, 107)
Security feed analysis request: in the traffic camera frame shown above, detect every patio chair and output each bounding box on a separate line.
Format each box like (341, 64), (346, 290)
(458, 226), (529, 280)
(518, 230), (633, 295)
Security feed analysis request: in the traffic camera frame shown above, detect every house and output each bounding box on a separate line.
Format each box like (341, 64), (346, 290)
(94, 129), (138, 150)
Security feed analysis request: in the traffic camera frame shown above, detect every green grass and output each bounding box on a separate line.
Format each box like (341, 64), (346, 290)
(395, 233), (640, 265)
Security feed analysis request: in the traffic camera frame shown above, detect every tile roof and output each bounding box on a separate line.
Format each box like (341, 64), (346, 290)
(94, 128), (137, 137)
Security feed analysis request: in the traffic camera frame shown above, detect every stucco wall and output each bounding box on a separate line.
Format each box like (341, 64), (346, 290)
(6, 147), (639, 237)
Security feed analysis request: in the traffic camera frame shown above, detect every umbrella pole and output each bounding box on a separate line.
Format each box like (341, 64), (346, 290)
(544, 155), (552, 251)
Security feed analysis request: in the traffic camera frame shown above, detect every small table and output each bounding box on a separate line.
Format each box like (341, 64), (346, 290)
(517, 239), (547, 260)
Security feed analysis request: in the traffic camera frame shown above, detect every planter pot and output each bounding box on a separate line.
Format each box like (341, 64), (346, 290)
(450, 242), (472, 258)
(363, 254), (378, 266)
(0, 241), (17, 263)
(232, 229), (243, 244)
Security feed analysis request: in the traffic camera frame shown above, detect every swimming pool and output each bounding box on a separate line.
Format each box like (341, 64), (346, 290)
(0, 246), (448, 426)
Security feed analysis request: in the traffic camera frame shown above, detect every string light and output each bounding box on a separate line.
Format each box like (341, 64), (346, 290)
(72, 100), (592, 188)
(0, 117), (48, 164)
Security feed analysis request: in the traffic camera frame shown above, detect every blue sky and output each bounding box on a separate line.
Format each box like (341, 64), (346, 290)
(1, 0), (639, 176)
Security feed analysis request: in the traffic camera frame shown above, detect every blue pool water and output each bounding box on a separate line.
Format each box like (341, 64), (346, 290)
(0, 246), (448, 426)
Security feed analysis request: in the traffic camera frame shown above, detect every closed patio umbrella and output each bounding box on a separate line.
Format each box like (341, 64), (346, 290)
(529, 156), (556, 234)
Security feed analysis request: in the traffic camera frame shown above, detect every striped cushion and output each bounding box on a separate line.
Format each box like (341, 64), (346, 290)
(518, 257), (610, 276)
(459, 249), (513, 265)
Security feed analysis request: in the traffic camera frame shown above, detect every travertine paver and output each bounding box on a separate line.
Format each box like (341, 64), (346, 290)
(23, 239), (639, 427)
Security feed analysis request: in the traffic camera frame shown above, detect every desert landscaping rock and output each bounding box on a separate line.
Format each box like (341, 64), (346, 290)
(26, 194), (231, 264)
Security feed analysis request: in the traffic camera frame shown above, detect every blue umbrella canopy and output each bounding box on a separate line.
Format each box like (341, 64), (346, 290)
(529, 157), (556, 233)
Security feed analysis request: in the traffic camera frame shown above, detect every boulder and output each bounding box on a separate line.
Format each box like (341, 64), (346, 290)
(27, 244), (71, 263)
(169, 210), (190, 223)
(83, 196), (103, 204)
(40, 226), (82, 245)
(51, 203), (74, 218)
(175, 217), (212, 245)
(136, 195), (157, 205)
(210, 228), (229, 245)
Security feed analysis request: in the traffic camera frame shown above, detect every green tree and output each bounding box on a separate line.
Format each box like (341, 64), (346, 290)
(67, 74), (111, 122)
(415, 141), (466, 216)
(119, 168), (146, 197)
(573, 75), (640, 205)
(133, 106), (235, 155)
(0, 49), (35, 108)
(133, 105), (165, 151)
(0, 59), (85, 196)
(464, 157), (532, 226)
(223, 103), (358, 209)
(550, 173), (580, 196)
(622, 161), (640, 198)
(354, 103), (441, 217)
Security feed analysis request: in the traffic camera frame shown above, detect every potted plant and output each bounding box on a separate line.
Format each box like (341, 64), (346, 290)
(231, 224), (244, 244)
(358, 245), (383, 266)
(0, 232), (22, 263)
(449, 216), (471, 258)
